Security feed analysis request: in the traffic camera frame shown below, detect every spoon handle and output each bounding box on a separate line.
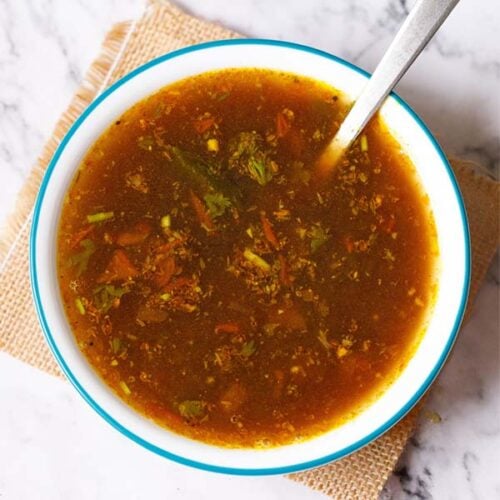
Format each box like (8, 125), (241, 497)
(328, 0), (459, 155)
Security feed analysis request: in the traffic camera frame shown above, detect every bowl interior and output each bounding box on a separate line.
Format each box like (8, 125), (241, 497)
(31, 40), (469, 474)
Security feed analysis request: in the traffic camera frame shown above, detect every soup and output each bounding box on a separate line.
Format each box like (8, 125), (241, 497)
(57, 69), (438, 447)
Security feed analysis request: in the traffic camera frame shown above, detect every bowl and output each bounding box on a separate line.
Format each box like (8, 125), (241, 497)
(30, 39), (470, 475)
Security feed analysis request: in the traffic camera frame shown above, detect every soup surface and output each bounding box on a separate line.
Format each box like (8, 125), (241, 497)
(57, 69), (437, 447)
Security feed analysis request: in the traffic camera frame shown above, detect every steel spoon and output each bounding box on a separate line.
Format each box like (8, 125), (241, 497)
(317, 0), (460, 175)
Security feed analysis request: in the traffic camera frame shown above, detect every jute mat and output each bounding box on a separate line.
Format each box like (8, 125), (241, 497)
(0, 1), (498, 498)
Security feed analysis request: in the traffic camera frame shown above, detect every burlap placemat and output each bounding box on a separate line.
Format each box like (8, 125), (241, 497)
(0, 1), (498, 498)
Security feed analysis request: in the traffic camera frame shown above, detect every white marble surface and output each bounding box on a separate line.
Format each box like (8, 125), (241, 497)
(0, 1), (498, 499)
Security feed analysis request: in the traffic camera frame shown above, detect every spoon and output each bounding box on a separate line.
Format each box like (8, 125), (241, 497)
(317, 0), (460, 176)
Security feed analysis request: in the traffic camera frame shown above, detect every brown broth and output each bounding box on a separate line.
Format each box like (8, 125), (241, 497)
(57, 69), (438, 447)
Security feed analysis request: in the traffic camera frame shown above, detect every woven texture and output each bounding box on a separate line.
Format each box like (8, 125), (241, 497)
(0, 1), (498, 498)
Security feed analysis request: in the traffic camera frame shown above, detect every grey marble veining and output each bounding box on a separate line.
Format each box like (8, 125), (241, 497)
(0, 1), (498, 499)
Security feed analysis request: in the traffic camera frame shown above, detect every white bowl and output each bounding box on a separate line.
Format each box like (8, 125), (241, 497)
(30, 39), (470, 475)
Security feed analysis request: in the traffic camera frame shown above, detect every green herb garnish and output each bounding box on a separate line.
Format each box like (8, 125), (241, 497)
(228, 131), (276, 186)
(178, 400), (206, 420)
(93, 284), (129, 313)
(240, 340), (256, 358)
(204, 192), (232, 218)
(67, 239), (96, 276)
(309, 223), (330, 253)
(248, 158), (273, 186)
(168, 146), (242, 208)
(87, 211), (114, 224)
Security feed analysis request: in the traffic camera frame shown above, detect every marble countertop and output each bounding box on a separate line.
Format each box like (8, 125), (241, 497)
(0, 1), (498, 498)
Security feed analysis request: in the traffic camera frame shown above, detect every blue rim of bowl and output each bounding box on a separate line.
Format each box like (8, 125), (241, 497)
(30, 38), (471, 475)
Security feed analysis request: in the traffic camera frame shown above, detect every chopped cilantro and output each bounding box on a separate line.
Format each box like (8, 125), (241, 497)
(67, 239), (96, 276)
(228, 131), (276, 186)
(204, 192), (232, 218)
(178, 400), (207, 420)
(93, 284), (129, 313)
(248, 158), (273, 186)
(240, 340), (256, 358)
